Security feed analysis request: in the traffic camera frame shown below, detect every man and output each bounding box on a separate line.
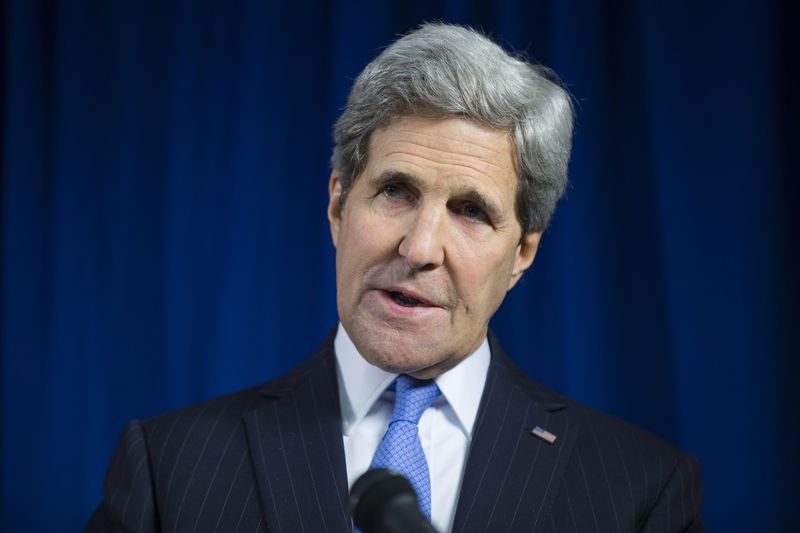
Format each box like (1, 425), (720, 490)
(88, 23), (704, 532)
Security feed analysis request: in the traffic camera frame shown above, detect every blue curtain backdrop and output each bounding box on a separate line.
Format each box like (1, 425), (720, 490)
(2, 1), (797, 531)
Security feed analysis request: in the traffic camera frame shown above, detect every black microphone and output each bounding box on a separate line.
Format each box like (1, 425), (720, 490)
(349, 469), (439, 533)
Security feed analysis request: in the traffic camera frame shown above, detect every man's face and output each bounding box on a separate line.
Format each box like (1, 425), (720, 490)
(328, 115), (541, 379)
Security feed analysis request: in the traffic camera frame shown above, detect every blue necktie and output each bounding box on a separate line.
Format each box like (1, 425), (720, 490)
(370, 374), (441, 520)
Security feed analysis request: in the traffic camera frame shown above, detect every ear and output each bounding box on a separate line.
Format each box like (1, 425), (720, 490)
(508, 230), (542, 290)
(327, 172), (343, 248)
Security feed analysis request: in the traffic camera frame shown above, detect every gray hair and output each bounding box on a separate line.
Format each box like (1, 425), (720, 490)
(331, 23), (573, 235)
(331, 22), (574, 234)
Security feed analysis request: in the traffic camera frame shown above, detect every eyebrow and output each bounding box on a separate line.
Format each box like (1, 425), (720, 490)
(370, 170), (421, 191)
(370, 170), (505, 223)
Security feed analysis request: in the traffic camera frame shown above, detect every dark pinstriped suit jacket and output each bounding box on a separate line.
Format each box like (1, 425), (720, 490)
(86, 331), (704, 532)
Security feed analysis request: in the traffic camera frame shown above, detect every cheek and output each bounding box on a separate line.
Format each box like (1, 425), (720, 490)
(453, 243), (517, 306)
(338, 212), (398, 274)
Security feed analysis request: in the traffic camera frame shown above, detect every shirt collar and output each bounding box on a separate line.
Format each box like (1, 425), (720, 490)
(334, 323), (490, 438)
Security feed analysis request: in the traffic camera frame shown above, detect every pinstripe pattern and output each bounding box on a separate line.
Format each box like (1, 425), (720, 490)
(191, 420), (242, 532)
(509, 377), (703, 529)
(451, 332), (703, 532)
(87, 330), (703, 532)
(211, 446), (248, 533)
(243, 348), (351, 533)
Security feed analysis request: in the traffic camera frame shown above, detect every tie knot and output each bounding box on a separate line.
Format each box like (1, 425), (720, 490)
(391, 374), (441, 424)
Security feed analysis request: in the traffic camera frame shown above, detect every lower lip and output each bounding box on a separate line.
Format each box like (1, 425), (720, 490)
(375, 290), (441, 317)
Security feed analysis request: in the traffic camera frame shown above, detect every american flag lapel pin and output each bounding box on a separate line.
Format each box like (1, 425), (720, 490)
(531, 426), (557, 444)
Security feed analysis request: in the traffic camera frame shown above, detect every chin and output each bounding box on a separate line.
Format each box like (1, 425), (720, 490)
(351, 324), (445, 375)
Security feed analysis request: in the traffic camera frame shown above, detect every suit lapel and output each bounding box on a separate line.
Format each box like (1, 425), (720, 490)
(243, 336), (352, 533)
(452, 334), (578, 533)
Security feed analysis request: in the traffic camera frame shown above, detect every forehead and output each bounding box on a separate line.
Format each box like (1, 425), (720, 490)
(365, 115), (517, 199)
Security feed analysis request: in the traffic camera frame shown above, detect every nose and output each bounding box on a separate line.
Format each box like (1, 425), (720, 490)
(398, 206), (446, 270)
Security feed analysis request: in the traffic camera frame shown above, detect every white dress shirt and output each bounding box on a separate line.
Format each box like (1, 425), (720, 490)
(334, 323), (490, 533)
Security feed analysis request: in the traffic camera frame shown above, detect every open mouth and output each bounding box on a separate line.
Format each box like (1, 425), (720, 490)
(388, 291), (428, 307)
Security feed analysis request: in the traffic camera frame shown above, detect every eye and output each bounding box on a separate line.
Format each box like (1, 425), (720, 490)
(383, 184), (402, 197)
(380, 183), (414, 202)
(457, 203), (490, 223)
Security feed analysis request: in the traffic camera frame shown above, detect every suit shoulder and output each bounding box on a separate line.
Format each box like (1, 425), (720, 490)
(140, 384), (264, 446)
(492, 343), (687, 465)
(138, 333), (336, 452)
(564, 395), (685, 463)
(515, 374), (701, 513)
(500, 358), (689, 468)
(143, 330), (335, 438)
